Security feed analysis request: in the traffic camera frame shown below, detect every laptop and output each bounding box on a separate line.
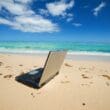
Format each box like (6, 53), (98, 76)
(16, 51), (67, 88)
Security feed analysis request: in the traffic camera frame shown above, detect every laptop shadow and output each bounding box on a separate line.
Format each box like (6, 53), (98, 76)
(15, 68), (43, 89)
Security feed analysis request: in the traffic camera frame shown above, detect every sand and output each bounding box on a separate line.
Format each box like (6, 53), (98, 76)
(0, 53), (110, 110)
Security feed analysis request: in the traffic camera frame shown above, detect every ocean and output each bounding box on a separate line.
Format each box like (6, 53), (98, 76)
(0, 41), (110, 56)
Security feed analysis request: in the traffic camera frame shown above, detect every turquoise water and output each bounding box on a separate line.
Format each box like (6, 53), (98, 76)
(0, 41), (110, 54)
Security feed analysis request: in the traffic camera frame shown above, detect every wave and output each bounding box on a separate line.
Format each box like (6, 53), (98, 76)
(0, 48), (110, 56)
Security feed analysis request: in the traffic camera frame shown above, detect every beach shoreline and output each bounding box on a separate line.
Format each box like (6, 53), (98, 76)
(0, 51), (110, 61)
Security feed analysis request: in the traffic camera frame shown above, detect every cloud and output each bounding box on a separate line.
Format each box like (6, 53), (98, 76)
(14, 15), (59, 32)
(72, 23), (82, 27)
(66, 17), (73, 22)
(39, 9), (49, 16)
(0, 18), (12, 25)
(0, 0), (34, 15)
(0, 0), (59, 33)
(93, 2), (106, 16)
(66, 13), (74, 22)
(46, 0), (74, 16)
(15, 0), (32, 4)
(67, 13), (73, 17)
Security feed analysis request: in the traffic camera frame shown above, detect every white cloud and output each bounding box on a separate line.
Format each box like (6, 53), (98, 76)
(93, 2), (106, 16)
(0, 18), (12, 25)
(0, 16), (59, 33)
(66, 17), (73, 22)
(13, 15), (59, 32)
(39, 9), (49, 16)
(66, 13), (73, 22)
(46, 0), (74, 16)
(67, 13), (73, 17)
(0, 0), (59, 33)
(15, 0), (32, 4)
(0, 0), (34, 15)
(72, 23), (82, 27)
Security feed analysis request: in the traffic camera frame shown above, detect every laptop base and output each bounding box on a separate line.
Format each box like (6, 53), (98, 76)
(15, 68), (59, 89)
(16, 69), (59, 89)
(15, 68), (43, 88)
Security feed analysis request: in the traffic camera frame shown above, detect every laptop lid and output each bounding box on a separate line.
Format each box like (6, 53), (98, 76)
(38, 51), (67, 87)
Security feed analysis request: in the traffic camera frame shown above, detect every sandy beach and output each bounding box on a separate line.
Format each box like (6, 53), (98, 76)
(0, 53), (110, 110)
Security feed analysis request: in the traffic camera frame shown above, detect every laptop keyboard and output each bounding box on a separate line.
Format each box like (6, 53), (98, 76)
(27, 68), (43, 82)
(16, 68), (43, 88)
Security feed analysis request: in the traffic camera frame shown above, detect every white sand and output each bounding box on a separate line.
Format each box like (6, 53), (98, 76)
(0, 53), (110, 110)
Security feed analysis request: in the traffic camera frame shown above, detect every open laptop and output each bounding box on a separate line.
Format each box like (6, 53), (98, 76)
(15, 51), (67, 88)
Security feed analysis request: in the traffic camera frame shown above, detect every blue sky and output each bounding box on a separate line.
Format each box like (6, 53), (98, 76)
(0, 0), (110, 42)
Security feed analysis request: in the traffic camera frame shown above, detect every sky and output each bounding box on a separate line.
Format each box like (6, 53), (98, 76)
(0, 0), (110, 42)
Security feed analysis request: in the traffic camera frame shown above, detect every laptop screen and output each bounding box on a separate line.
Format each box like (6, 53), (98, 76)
(39, 51), (67, 87)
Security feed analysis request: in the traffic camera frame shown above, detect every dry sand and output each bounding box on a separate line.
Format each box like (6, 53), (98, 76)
(0, 53), (110, 110)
